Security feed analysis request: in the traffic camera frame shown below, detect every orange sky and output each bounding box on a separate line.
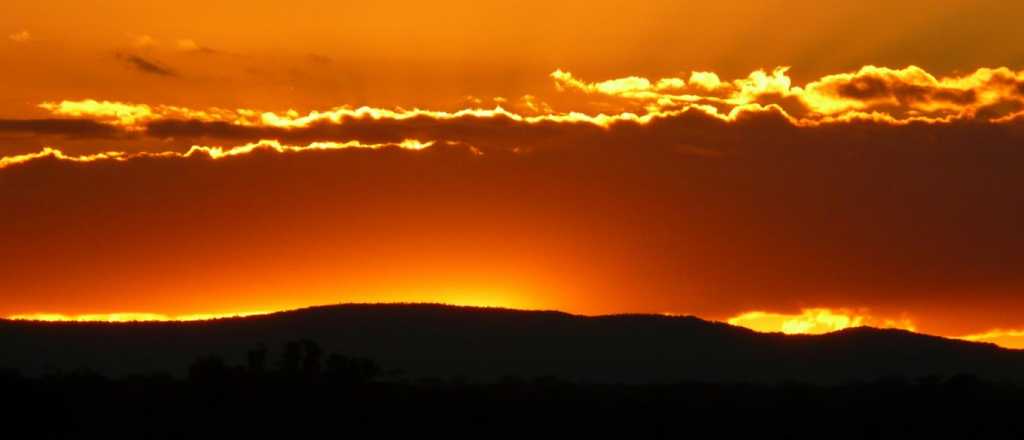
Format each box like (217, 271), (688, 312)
(3, 1), (1024, 348)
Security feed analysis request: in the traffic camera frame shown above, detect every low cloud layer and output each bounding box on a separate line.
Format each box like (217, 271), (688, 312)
(552, 65), (1024, 123)
(116, 53), (177, 77)
(2, 65), (1019, 158)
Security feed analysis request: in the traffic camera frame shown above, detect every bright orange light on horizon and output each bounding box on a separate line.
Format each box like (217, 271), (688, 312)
(8, 304), (1024, 350)
(7, 311), (270, 323)
(726, 308), (917, 335)
(3, 290), (542, 324)
(725, 308), (1024, 350)
(959, 330), (1024, 351)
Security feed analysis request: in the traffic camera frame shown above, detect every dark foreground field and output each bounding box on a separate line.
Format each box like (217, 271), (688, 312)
(4, 364), (1023, 439)
(3, 304), (1023, 438)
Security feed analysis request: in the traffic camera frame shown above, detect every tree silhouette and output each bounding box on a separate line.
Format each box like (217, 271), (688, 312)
(301, 339), (322, 378)
(188, 355), (230, 384)
(246, 345), (267, 375)
(279, 341), (302, 375)
(325, 353), (381, 384)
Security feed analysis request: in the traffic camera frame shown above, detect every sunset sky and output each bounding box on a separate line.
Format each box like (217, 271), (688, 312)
(3, 1), (1024, 348)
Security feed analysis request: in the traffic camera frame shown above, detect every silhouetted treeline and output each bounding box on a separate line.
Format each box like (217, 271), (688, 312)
(2, 340), (1022, 439)
(187, 339), (382, 385)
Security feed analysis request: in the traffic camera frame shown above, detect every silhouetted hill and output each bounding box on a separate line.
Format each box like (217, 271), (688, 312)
(1, 303), (1020, 383)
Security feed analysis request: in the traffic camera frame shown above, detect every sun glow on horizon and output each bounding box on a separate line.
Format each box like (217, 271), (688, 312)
(7, 311), (270, 323)
(959, 329), (1024, 350)
(2, 293), (540, 323)
(8, 304), (1024, 350)
(725, 308), (1024, 350)
(726, 308), (918, 335)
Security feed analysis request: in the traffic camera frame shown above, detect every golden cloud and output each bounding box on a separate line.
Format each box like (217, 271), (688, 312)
(959, 329), (1024, 350)
(0, 139), (432, 169)
(38, 100), (239, 129)
(727, 308), (917, 335)
(728, 310), (1024, 349)
(25, 65), (1024, 151)
(551, 65), (1024, 124)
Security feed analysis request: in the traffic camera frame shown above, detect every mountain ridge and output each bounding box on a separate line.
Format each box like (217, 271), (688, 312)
(1, 303), (1019, 383)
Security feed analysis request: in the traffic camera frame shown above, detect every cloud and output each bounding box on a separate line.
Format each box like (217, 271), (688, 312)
(38, 100), (239, 128)
(0, 118), (121, 137)
(960, 330), (1024, 349)
(116, 53), (177, 77)
(0, 147), (131, 169)
(131, 34), (158, 48)
(4, 65), (1024, 339)
(8, 30), (30, 43)
(729, 309), (1024, 349)
(728, 309), (917, 335)
(799, 66), (1023, 119)
(31, 65), (1024, 146)
(176, 39), (218, 54)
(551, 65), (1024, 124)
(0, 139), (432, 169)
(551, 69), (663, 96)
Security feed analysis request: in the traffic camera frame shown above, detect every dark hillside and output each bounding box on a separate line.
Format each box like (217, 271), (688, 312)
(1, 303), (1020, 383)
